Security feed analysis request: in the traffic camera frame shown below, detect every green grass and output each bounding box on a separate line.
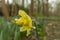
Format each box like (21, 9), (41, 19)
(0, 17), (21, 40)
(0, 16), (60, 40)
(1, 16), (58, 40)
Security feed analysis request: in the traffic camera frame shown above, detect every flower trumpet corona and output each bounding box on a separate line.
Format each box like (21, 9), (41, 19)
(13, 10), (35, 36)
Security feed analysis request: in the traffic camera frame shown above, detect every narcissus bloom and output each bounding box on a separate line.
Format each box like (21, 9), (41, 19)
(13, 10), (35, 36)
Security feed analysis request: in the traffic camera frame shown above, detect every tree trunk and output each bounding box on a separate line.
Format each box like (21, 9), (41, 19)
(29, 0), (34, 16)
(42, 0), (48, 16)
(11, 0), (18, 16)
(2, 0), (9, 21)
(22, 0), (24, 8)
(37, 0), (40, 13)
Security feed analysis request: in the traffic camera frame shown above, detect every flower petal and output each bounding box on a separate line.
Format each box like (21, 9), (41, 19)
(20, 26), (26, 32)
(26, 29), (31, 36)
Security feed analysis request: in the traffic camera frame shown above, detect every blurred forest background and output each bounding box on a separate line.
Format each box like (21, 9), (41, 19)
(0, 0), (60, 40)
(1, 0), (60, 18)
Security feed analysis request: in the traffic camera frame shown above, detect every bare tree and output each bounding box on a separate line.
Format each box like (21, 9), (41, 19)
(54, 0), (60, 16)
(11, 0), (18, 16)
(2, 0), (9, 21)
(37, 0), (40, 13)
(22, 0), (24, 8)
(42, 0), (49, 16)
(29, 0), (34, 16)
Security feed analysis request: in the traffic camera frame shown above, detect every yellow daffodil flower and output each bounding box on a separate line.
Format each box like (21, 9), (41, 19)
(13, 10), (35, 36)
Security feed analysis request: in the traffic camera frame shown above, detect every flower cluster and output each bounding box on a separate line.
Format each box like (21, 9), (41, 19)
(13, 10), (35, 36)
